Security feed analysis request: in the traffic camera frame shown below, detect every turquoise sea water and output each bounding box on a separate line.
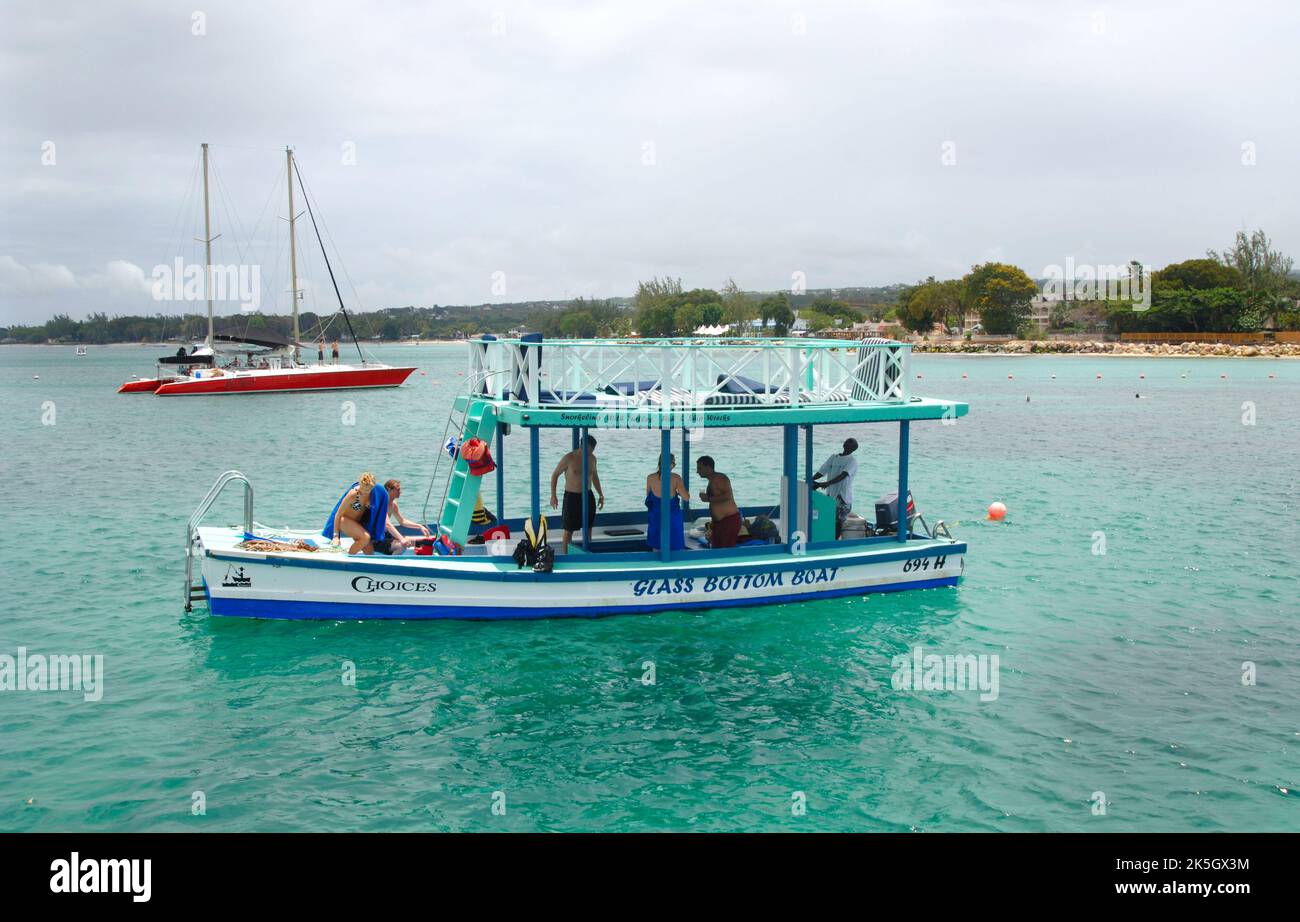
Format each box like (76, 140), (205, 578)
(1, 343), (1297, 832)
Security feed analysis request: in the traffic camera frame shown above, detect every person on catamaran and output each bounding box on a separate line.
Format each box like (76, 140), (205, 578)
(696, 455), (741, 548)
(317, 337), (325, 364)
(811, 437), (859, 539)
(549, 435), (605, 553)
(371, 478), (430, 554)
(324, 472), (390, 555)
(646, 453), (689, 552)
(331, 340), (340, 364)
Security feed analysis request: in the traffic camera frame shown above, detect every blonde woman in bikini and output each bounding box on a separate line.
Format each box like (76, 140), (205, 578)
(332, 472), (377, 555)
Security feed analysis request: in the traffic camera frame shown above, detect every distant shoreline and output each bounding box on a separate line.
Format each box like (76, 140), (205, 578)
(0, 339), (471, 348)
(5, 338), (1297, 359)
(912, 340), (1300, 359)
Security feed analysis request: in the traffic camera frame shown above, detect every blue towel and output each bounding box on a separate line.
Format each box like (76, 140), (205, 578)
(323, 482), (390, 543)
(644, 491), (685, 551)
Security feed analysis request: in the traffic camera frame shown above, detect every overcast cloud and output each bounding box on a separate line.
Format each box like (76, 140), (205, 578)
(1, 0), (1297, 324)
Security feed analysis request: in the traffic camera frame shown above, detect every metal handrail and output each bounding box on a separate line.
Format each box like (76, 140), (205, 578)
(420, 366), (502, 523)
(185, 470), (254, 610)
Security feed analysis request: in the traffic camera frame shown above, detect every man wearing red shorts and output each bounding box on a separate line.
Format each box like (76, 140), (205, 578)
(696, 455), (742, 548)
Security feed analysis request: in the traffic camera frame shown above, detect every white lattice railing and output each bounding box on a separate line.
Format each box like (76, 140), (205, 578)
(466, 336), (910, 408)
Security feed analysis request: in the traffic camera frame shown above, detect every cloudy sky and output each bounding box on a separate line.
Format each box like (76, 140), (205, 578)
(1, 0), (1297, 324)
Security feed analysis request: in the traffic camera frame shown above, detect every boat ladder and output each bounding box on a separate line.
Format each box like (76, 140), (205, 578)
(437, 402), (499, 547)
(185, 470), (254, 611)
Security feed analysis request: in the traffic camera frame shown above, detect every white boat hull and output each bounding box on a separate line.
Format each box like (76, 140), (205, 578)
(197, 527), (964, 620)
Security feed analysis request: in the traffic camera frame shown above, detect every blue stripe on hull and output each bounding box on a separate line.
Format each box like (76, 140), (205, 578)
(207, 575), (961, 621)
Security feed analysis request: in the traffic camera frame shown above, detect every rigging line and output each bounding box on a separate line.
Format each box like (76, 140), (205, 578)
(205, 142), (294, 154)
(290, 162), (373, 362)
(292, 157), (365, 365)
(157, 152), (202, 341)
(210, 155), (250, 267)
(240, 166), (284, 313)
(159, 153), (201, 283)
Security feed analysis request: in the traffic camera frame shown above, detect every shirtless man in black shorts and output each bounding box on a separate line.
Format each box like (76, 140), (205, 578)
(549, 435), (605, 552)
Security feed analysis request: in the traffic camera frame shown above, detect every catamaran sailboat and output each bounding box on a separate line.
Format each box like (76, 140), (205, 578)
(119, 143), (415, 396)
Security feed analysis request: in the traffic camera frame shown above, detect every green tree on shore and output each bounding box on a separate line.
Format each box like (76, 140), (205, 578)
(897, 277), (963, 334)
(633, 276), (682, 336)
(962, 263), (1037, 334)
(758, 292), (795, 336)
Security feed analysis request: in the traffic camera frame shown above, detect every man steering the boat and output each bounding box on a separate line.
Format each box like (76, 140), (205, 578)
(811, 437), (859, 539)
(550, 435), (605, 553)
(696, 456), (742, 548)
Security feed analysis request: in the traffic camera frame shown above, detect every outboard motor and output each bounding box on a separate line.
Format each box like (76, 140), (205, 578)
(874, 490), (916, 537)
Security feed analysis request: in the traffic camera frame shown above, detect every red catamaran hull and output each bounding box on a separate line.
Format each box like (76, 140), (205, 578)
(118, 378), (170, 393)
(152, 366), (416, 395)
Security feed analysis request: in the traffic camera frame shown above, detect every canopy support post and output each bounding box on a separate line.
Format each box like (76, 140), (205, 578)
(495, 423), (505, 523)
(897, 420), (910, 542)
(529, 426), (540, 526)
(580, 427), (591, 551)
(803, 423), (813, 481)
(660, 428), (672, 561)
(784, 424), (799, 552)
(681, 426), (691, 519)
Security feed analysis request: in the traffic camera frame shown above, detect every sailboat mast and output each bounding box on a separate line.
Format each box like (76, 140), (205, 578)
(201, 142), (214, 348)
(286, 146), (301, 362)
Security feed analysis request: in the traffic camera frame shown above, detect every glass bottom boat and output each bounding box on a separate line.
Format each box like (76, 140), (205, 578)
(185, 334), (968, 620)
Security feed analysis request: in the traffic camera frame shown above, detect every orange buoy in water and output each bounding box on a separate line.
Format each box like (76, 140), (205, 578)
(987, 502), (1007, 521)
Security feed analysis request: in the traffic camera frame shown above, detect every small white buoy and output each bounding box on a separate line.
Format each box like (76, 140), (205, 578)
(916, 373), (923, 379)
(1007, 374), (1014, 380)
(1096, 373), (1102, 379)
(1050, 374), (1056, 379)
(1139, 373), (1145, 379)
(1220, 373), (1227, 379)
(961, 373), (968, 379)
